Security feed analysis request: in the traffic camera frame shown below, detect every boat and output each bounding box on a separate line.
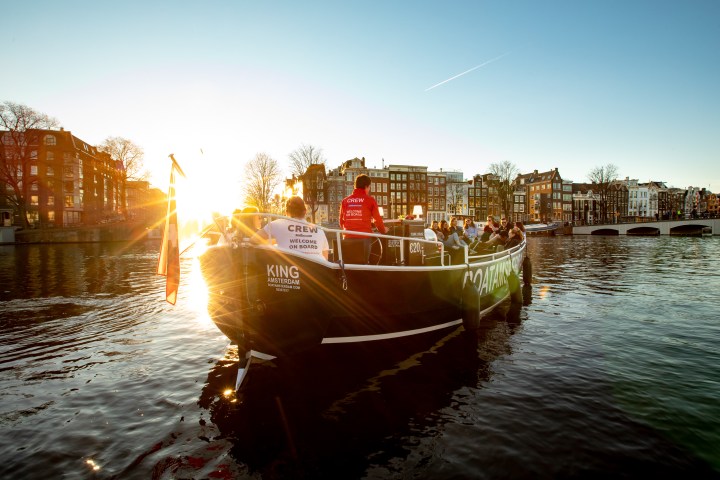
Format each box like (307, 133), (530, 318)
(194, 214), (530, 390)
(524, 222), (559, 236)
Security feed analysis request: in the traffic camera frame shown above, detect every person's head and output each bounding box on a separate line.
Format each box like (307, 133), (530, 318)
(515, 221), (525, 232)
(486, 215), (494, 224)
(231, 206), (260, 237)
(440, 220), (449, 230)
(285, 196), (307, 219)
(241, 206), (260, 231)
(431, 220), (439, 229)
(513, 227), (525, 241)
(450, 216), (458, 226)
(501, 217), (508, 227)
(354, 174), (371, 191)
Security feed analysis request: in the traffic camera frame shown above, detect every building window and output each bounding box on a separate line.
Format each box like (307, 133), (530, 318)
(44, 135), (56, 146)
(65, 195), (74, 207)
(30, 195), (39, 206)
(47, 166), (54, 176)
(47, 196), (55, 206)
(48, 211), (55, 222)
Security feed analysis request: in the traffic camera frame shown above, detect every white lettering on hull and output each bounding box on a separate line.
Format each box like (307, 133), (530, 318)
(266, 264), (301, 292)
(464, 256), (516, 296)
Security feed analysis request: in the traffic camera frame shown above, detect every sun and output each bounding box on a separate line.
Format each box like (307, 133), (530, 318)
(168, 154), (246, 227)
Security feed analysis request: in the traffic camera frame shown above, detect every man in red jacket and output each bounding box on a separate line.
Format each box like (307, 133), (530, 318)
(339, 174), (387, 263)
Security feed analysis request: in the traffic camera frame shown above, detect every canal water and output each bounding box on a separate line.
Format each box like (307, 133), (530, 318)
(0, 236), (718, 479)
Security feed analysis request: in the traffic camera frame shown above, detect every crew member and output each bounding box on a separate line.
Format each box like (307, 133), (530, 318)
(339, 174), (386, 263)
(252, 196), (329, 260)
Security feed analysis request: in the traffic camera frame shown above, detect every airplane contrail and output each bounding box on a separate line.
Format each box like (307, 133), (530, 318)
(425, 51), (511, 92)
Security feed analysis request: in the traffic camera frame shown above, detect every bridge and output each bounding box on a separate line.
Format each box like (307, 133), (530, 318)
(572, 218), (718, 235)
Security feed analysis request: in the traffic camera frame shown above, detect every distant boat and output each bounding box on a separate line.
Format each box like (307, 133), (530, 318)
(196, 214), (530, 390)
(524, 222), (559, 236)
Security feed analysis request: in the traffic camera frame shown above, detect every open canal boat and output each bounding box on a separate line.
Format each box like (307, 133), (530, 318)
(194, 214), (529, 389)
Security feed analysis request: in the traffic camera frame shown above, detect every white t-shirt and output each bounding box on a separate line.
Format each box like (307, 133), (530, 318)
(263, 218), (329, 259)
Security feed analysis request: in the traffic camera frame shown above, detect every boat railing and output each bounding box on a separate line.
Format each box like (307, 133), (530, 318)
(224, 212), (451, 266)
(222, 212), (525, 267)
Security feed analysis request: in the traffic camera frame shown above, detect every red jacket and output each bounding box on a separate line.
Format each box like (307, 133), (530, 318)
(339, 188), (387, 238)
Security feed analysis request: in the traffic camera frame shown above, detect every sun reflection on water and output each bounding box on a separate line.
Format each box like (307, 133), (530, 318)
(538, 285), (551, 300)
(186, 251), (212, 327)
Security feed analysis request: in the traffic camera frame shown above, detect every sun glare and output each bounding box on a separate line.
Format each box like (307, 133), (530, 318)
(187, 256), (213, 326)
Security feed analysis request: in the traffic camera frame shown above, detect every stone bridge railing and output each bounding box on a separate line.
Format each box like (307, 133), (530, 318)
(572, 218), (718, 235)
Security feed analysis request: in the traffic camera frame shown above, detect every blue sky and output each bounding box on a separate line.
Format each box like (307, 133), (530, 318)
(4, 0), (719, 198)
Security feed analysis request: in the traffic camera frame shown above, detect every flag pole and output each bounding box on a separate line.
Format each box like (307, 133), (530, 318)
(168, 153), (187, 178)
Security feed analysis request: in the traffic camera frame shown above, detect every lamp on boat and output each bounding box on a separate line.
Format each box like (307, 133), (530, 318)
(412, 205), (423, 220)
(378, 206), (384, 217)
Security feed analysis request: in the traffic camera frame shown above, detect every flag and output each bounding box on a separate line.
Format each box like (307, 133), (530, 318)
(157, 165), (180, 304)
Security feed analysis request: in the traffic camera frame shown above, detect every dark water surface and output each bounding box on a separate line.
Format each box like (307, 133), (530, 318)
(0, 237), (718, 479)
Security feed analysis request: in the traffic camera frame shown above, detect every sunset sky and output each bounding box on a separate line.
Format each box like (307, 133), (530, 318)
(4, 1), (719, 201)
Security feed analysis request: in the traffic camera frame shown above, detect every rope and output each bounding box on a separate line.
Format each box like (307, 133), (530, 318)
(338, 260), (348, 291)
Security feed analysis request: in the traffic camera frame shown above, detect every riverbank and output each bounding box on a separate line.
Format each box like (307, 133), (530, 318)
(6, 222), (156, 244)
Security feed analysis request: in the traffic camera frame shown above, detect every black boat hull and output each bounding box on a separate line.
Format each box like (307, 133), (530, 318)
(199, 242), (526, 358)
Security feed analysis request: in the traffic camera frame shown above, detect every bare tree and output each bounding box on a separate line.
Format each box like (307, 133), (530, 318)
(288, 144), (326, 177)
(0, 101), (59, 228)
(289, 144), (327, 222)
(243, 152), (282, 212)
(268, 193), (284, 215)
(98, 136), (147, 181)
(588, 163), (619, 223)
(488, 160), (519, 219)
(447, 182), (465, 216)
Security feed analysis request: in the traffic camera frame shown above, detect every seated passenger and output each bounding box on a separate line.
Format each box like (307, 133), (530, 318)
(430, 220), (444, 241)
(230, 206), (261, 243)
(252, 196), (329, 260)
(440, 219), (467, 250)
(498, 217), (511, 236)
(463, 218), (479, 249)
(480, 224), (493, 242)
(476, 229), (509, 252)
(504, 227), (524, 249)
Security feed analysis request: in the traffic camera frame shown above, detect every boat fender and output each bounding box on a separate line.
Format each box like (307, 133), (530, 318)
(508, 271), (522, 304)
(461, 279), (481, 331)
(522, 256), (532, 286)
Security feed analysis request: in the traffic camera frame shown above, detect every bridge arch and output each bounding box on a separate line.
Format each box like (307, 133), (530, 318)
(670, 224), (711, 236)
(590, 228), (619, 236)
